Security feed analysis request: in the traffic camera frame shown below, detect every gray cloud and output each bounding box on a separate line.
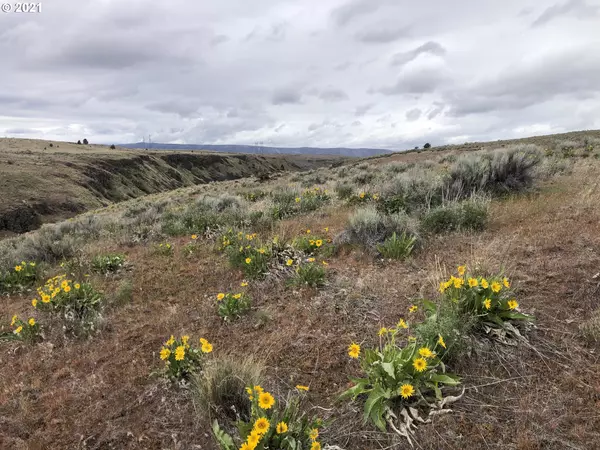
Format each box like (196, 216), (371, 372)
(405, 108), (422, 121)
(331, 0), (383, 27)
(391, 41), (446, 66)
(375, 69), (450, 95)
(355, 25), (410, 44)
(318, 88), (349, 102)
(532, 0), (599, 27)
(272, 88), (303, 105)
(210, 35), (230, 46)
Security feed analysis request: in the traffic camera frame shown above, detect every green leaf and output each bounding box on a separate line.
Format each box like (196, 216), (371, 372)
(429, 373), (461, 386)
(380, 362), (396, 380)
(422, 299), (438, 314)
(364, 386), (385, 425)
(212, 420), (235, 450)
(339, 378), (370, 400)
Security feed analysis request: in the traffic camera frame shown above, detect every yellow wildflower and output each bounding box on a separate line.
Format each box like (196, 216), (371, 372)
(32, 299), (38, 307)
(245, 258), (252, 264)
(322, 260), (328, 266)
(175, 346), (185, 361)
(14, 326), (23, 334)
(233, 293), (242, 299)
(191, 234), (198, 240)
(483, 298), (492, 310)
(254, 417), (270, 435)
(315, 239), (323, 247)
(491, 281), (502, 293)
(296, 385), (309, 391)
(418, 347), (433, 358)
(439, 281), (448, 293)
(309, 428), (319, 441)
(359, 192), (365, 199)
(468, 278), (478, 288)
(397, 319), (408, 329)
(311, 443), (321, 450)
(503, 277), (511, 288)
(217, 293), (225, 301)
(324, 227), (329, 232)
(15, 265), (22, 272)
(240, 443), (251, 450)
(413, 358), (427, 372)
(399, 383), (415, 399)
(295, 197), (301, 203)
(306, 229), (311, 234)
(458, 265), (466, 276)
(453, 277), (464, 289)
(74, 283), (81, 289)
(241, 281), (248, 287)
(276, 421), (288, 434)
(378, 327), (388, 336)
(166, 335), (175, 346)
(160, 348), (171, 360)
(258, 391), (275, 409)
(307, 257), (316, 263)
(348, 342), (360, 359)
(409, 305), (418, 313)
(181, 335), (190, 346)
(481, 278), (489, 289)
(64, 285), (71, 293)
(286, 259), (294, 266)
(201, 340), (213, 353)
(28, 318), (35, 326)
(247, 431), (260, 448)
(508, 299), (519, 310)
(438, 335), (447, 349)
(11, 315), (18, 326)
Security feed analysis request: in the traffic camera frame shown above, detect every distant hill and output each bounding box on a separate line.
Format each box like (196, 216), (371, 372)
(119, 142), (394, 158)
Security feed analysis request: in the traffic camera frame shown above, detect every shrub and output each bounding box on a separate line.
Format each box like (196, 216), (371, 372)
(420, 200), (488, 234)
(376, 232), (417, 260)
(159, 334), (213, 382)
(216, 292), (252, 321)
(289, 259), (326, 287)
(113, 280), (133, 306)
(212, 386), (324, 450)
(340, 325), (459, 432)
(347, 191), (379, 206)
(9, 315), (42, 343)
(424, 143), (431, 149)
(83, 138), (89, 145)
(92, 253), (126, 274)
(0, 261), (38, 293)
(352, 171), (375, 185)
(34, 275), (103, 337)
(334, 182), (354, 200)
(194, 356), (264, 422)
(110, 144), (116, 149)
(378, 170), (444, 214)
(445, 147), (540, 199)
(344, 206), (416, 249)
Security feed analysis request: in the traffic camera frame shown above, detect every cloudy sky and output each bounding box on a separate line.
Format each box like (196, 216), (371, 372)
(1, 0), (599, 149)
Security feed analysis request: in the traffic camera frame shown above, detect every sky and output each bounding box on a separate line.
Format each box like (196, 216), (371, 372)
(1, 0), (599, 149)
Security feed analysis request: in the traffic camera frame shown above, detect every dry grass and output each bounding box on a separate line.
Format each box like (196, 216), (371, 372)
(1, 139), (600, 449)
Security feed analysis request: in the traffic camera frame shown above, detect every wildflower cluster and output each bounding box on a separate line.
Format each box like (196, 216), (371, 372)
(9, 314), (41, 343)
(221, 232), (272, 279)
(348, 191), (380, 205)
(216, 290), (252, 321)
(183, 234), (201, 257)
(242, 190), (268, 202)
(155, 242), (174, 255)
(289, 257), (327, 288)
(160, 334), (213, 381)
(439, 265), (531, 325)
(270, 187), (330, 219)
(341, 320), (459, 431)
(213, 385), (324, 450)
(0, 261), (38, 293)
(34, 275), (103, 336)
(292, 228), (334, 256)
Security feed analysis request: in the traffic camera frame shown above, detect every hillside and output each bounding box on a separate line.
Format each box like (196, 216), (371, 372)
(119, 142), (394, 158)
(1, 130), (600, 449)
(0, 138), (344, 236)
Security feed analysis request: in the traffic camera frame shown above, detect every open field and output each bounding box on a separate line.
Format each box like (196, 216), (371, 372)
(2, 131), (600, 450)
(0, 138), (343, 236)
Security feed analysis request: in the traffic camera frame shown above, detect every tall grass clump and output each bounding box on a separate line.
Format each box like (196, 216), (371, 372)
(376, 232), (417, 260)
(194, 356), (264, 422)
(378, 169), (444, 214)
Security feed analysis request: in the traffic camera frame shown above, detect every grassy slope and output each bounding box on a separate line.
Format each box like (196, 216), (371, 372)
(1, 132), (600, 449)
(0, 138), (344, 235)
